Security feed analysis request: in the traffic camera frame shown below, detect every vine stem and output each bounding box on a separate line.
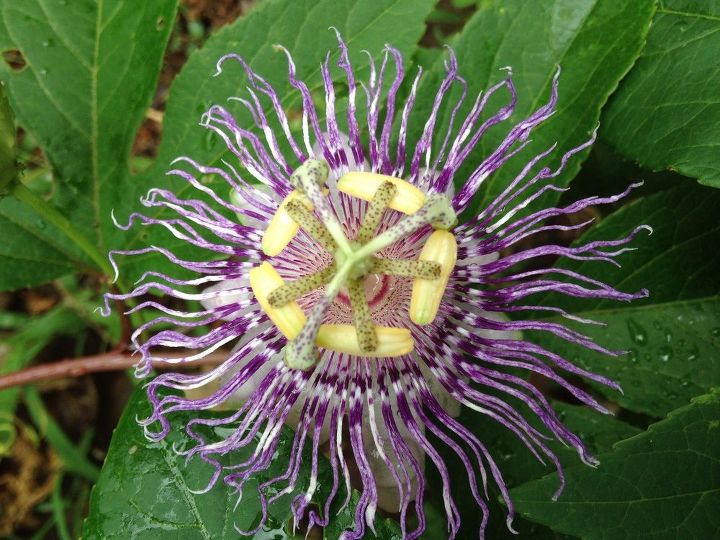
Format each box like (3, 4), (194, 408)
(0, 350), (229, 391)
(13, 182), (113, 277)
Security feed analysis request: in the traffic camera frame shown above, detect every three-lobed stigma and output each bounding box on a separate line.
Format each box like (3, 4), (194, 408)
(251, 159), (457, 369)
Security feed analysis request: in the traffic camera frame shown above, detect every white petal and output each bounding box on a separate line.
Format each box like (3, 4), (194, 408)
(362, 400), (424, 513)
(312, 130), (368, 181)
(421, 361), (462, 418)
(229, 183), (276, 229)
(477, 309), (523, 341)
(220, 353), (279, 407)
(200, 278), (250, 321)
(284, 388), (333, 446)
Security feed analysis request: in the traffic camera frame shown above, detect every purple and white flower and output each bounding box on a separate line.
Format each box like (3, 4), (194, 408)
(103, 32), (649, 539)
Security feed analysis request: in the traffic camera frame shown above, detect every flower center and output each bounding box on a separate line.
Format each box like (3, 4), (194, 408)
(335, 273), (394, 310)
(249, 159), (459, 370)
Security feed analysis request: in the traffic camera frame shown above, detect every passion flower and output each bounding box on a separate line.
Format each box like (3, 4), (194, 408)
(103, 32), (649, 539)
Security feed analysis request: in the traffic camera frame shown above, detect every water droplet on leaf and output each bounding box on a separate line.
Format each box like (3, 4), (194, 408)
(627, 318), (647, 345)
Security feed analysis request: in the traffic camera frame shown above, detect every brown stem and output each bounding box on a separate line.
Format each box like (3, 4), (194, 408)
(0, 350), (228, 391)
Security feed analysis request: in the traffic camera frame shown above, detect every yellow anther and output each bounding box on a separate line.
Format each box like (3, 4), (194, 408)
(337, 172), (426, 215)
(410, 230), (457, 325)
(261, 190), (313, 256)
(249, 262), (306, 339)
(316, 325), (414, 357)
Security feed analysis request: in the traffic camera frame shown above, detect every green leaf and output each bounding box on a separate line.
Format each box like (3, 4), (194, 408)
(492, 402), (642, 489)
(84, 387), (294, 539)
(450, 0), (478, 8)
(0, 0), (178, 287)
(324, 491), (402, 540)
(0, 83), (74, 290)
(408, 0), (656, 215)
(430, 400), (640, 538)
(51, 471), (73, 540)
(602, 0), (720, 188)
(0, 82), (17, 195)
(118, 0), (436, 280)
(0, 195), (81, 290)
(533, 184), (720, 417)
(84, 386), (401, 539)
(539, 297), (720, 419)
(0, 310), (29, 329)
(148, 0), (435, 178)
(546, 186), (720, 309)
(510, 390), (720, 540)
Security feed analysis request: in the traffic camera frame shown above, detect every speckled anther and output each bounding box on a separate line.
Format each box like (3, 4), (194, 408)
(290, 158), (353, 255)
(267, 266), (335, 308)
(347, 279), (378, 352)
(284, 294), (333, 369)
(371, 258), (441, 279)
(289, 158), (329, 191)
(285, 199), (337, 252)
(353, 192), (457, 260)
(356, 181), (397, 244)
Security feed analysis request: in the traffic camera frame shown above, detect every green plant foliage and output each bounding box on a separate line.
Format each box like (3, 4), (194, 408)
(0, 82), (84, 290)
(324, 491), (403, 539)
(119, 0), (436, 280)
(83, 386), (401, 539)
(0, 198), (81, 290)
(150, 0), (435, 174)
(430, 400), (641, 538)
(0, 0), (178, 290)
(495, 402), (642, 488)
(532, 185), (720, 417)
(511, 390), (720, 539)
(0, 83), (16, 195)
(408, 0), (656, 215)
(602, 0), (720, 188)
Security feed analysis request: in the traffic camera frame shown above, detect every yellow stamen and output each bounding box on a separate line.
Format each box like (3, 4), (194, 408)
(410, 230), (457, 325)
(316, 325), (414, 357)
(337, 172), (426, 215)
(249, 262), (306, 339)
(261, 190), (314, 256)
